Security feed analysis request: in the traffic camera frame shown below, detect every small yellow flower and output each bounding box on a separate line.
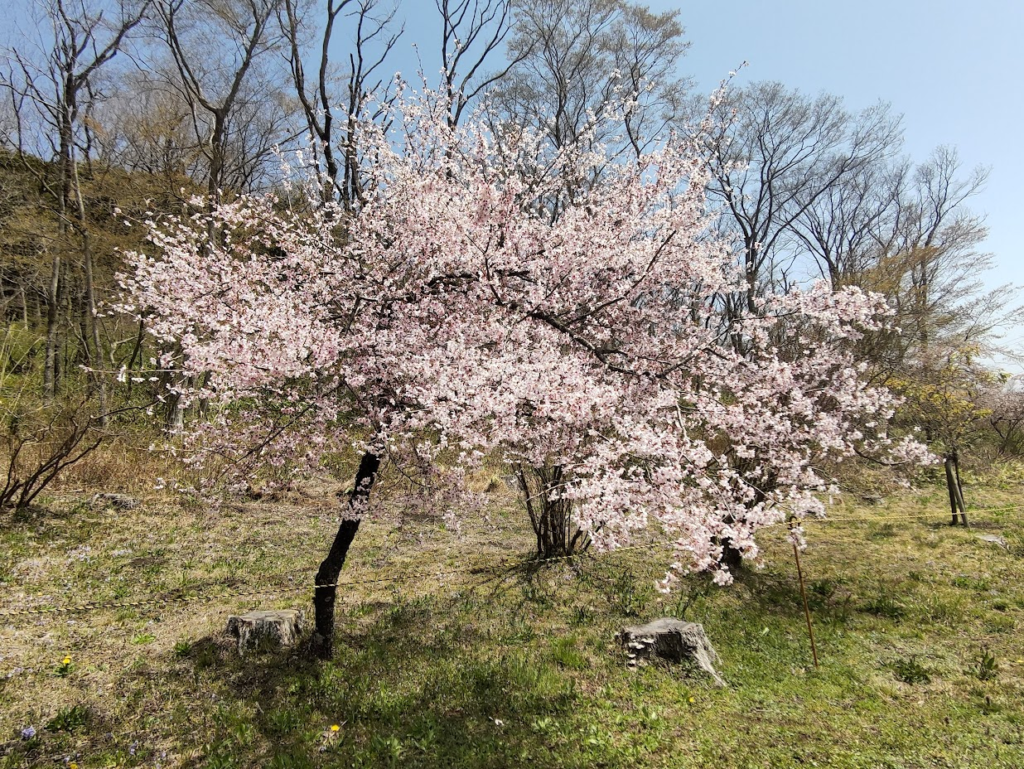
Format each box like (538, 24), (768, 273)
(70, 764), (79, 769)
(688, 696), (695, 704)
(62, 656), (72, 665)
(330, 724), (340, 732)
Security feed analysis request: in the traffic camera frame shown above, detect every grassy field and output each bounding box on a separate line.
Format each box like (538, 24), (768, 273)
(1, 459), (1023, 768)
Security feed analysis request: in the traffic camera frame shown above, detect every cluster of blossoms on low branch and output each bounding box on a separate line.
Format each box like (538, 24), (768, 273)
(120, 89), (928, 585)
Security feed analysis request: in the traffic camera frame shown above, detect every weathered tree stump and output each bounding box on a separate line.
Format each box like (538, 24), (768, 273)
(226, 609), (304, 655)
(977, 534), (1007, 550)
(619, 618), (725, 686)
(90, 493), (140, 510)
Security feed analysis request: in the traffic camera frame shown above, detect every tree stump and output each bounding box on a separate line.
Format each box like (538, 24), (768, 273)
(619, 618), (725, 686)
(226, 609), (304, 655)
(977, 534), (1008, 550)
(90, 493), (140, 510)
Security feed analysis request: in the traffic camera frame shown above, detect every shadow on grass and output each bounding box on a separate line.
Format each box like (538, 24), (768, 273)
(173, 588), (633, 769)
(1, 500), (86, 529)
(730, 567), (812, 619)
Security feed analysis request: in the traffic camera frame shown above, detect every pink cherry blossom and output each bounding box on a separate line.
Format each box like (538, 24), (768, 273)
(121, 88), (927, 586)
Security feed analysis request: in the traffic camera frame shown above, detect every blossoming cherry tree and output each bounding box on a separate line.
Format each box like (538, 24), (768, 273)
(123, 93), (922, 656)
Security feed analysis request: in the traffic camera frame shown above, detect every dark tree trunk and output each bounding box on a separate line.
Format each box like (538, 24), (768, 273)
(720, 540), (744, 571)
(311, 450), (380, 659)
(516, 464), (589, 560)
(43, 253), (61, 399)
(944, 456), (958, 525)
(74, 167), (107, 424)
(946, 454), (962, 528)
(944, 452), (968, 526)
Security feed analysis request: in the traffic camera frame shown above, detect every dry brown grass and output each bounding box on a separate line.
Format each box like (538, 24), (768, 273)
(1, 452), (1023, 767)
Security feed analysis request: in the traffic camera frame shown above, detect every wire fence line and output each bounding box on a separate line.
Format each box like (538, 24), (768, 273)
(0, 540), (666, 620)
(1, 505), (1020, 622)
(801, 505), (1024, 523)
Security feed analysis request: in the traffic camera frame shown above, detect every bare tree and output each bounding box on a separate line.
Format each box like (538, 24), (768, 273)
(765, 126), (1019, 522)
(603, 2), (690, 157)
(703, 82), (902, 316)
(492, 0), (688, 154)
(1, 0), (151, 405)
(871, 147), (993, 350)
(155, 0), (293, 203)
(788, 159), (899, 289)
(146, 0), (296, 428)
(793, 144), (1010, 364)
(281, 0), (521, 208)
(281, 0), (401, 209)
(91, 68), (203, 180)
(436, 0), (525, 128)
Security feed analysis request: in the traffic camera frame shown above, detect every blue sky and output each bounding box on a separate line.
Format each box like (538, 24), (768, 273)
(666, 0), (1022, 286)
(655, 0), (1024, 366)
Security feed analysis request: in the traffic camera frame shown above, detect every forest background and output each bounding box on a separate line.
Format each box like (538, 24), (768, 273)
(3, 2), (1024, 767)
(2, 0), (1022, 507)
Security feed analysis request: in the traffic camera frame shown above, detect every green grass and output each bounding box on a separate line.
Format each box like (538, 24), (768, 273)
(0, 474), (1023, 768)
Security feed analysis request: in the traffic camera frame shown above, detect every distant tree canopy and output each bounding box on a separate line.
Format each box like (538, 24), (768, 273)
(1, 0), (1014, 446)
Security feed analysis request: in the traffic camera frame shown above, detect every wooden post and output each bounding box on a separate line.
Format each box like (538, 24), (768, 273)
(952, 450), (968, 526)
(944, 454), (968, 526)
(792, 539), (819, 669)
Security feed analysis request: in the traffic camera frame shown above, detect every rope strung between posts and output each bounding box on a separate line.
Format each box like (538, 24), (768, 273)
(0, 540), (675, 619)
(1, 506), (1020, 620)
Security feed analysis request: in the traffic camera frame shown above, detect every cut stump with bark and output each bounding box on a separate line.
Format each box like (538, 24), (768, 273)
(619, 617), (725, 686)
(227, 609), (304, 655)
(90, 493), (140, 510)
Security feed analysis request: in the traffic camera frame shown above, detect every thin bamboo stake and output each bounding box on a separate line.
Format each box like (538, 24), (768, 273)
(792, 540), (819, 669)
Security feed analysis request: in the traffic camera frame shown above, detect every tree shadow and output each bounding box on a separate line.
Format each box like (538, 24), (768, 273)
(171, 586), (634, 769)
(725, 564), (867, 633)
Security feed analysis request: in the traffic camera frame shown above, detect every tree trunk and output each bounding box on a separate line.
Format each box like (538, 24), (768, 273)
(50, 95), (75, 399)
(57, 260), (70, 389)
(952, 450), (967, 526)
(516, 464), (589, 560)
(720, 539), (744, 571)
(43, 252), (61, 400)
(208, 112), (227, 208)
(160, 344), (187, 432)
(944, 453), (967, 526)
(311, 450), (380, 659)
(73, 159), (108, 424)
(83, 233), (109, 424)
(168, 378), (186, 432)
(123, 318), (145, 400)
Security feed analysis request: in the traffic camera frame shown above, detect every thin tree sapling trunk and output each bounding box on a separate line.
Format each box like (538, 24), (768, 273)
(952, 449), (968, 526)
(73, 160), (108, 424)
(944, 453), (968, 526)
(43, 253), (61, 399)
